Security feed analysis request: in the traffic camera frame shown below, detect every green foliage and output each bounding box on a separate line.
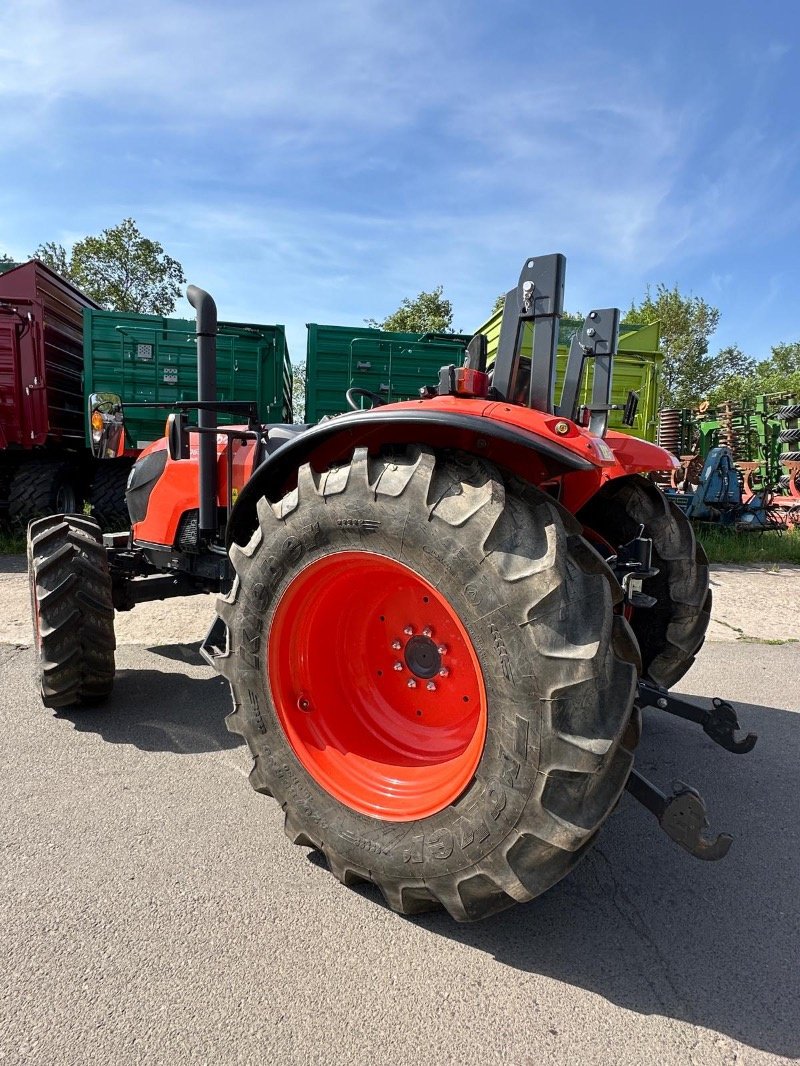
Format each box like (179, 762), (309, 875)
(707, 340), (800, 408)
(367, 285), (453, 333)
(706, 345), (758, 407)
(754, 341), (800, 398)
(492, 293), (505, 314)
(624, 284), (720, 407)
(696, 527), (800, 566)
(0, 250), (14, 264)
(33, 241), (70, 276)
(0, 530), (26, 555)
(291, 361), (307, 424)
(33, 219), (186, 315)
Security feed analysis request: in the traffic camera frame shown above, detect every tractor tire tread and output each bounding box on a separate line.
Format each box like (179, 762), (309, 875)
(218, 446), (639, 921)
(578, 476), (710, 689)
(90, 460), (133, 531)
(27, 515), (116, 709)
(9, 461), (83, 527)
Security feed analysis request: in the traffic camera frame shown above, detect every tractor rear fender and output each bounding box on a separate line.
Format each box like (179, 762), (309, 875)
(560, 431), (681, 513)
(226, 404), (599, 549)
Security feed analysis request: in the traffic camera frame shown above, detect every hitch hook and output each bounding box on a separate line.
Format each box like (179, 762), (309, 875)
(637, 681), (757, 755)
(705, 698), (758, 754)
(625, 769), (733, 861)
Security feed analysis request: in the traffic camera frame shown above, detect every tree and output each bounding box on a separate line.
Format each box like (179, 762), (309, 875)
(366, 285), (453, 333)
(33, 218), (186, 314)
(291, 361), (307, 424)
(753, 341), (800, 399)
(32, 241), (69, 276)
(705, 345), (758, 407)
(624, 284), (720, 407)
(0, 251), (14, 264)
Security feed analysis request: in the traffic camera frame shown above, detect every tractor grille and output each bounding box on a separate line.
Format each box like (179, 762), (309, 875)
(176, 509), (200, 551)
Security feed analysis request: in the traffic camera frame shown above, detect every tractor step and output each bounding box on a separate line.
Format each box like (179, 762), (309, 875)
(638, 680), (757, 754)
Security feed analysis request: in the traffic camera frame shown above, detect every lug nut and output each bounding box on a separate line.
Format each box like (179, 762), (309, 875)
(437, 645), (447, 655)
(393, 662), (403, 671)
(438, 667), (449, 677)
(422, 626), (433, 638)
(407, 679), (417, 688)
(404, 625), (414, 636)
(391, 640), (402, 650)
(426, 681), (436, 691)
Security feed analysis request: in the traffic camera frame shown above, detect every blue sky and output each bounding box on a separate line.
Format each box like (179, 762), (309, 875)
(1, 0), (798, 365)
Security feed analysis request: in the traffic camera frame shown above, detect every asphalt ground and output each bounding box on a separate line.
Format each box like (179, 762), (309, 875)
(1, 560), (799, 1065)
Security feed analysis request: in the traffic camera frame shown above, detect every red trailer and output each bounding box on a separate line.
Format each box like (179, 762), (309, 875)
(0, 260), (99, 524)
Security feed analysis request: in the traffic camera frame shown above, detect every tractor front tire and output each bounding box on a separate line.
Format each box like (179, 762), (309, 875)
(578, 476), (711, 690)
(90, 459), (133, 530)
(27, 515), (116, 709)
(218, 447), (640, 921)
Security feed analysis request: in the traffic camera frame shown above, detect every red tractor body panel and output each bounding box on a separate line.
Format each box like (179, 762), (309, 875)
(132, 431), (258, 546)
(131, 396), (678, 551)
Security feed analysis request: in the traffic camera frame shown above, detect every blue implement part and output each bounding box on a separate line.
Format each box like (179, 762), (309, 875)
(686, 447), (741, 520)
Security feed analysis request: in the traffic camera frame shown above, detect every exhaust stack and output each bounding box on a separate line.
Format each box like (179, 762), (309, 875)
(187, 285), (218, 536)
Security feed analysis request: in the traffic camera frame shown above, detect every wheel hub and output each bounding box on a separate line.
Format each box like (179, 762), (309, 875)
(403, 635), (441, 679)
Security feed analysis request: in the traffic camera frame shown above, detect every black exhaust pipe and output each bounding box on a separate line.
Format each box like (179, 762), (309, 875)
(187, 284), (218, 537)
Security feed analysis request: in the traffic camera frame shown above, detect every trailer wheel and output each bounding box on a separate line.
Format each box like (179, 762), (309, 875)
(217, 447), (639, 921)
(27, 514), (116, 709)
(774, 405), (800, 420)
(90, 460), (133, 530)
(578, 476), (711, 690)
(10, 461), (82, 527)
(778, 427), (800, 444)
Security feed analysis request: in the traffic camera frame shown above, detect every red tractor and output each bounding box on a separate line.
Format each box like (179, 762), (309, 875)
(27, 255), (756, 921)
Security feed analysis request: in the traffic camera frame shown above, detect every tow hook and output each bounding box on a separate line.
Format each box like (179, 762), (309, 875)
(625, 682), (757, 860)
(625, 770), (733, 860)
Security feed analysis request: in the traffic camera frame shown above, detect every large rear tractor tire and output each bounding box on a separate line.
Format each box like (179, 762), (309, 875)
(90, 459), (133, 531)
(578, 476), (711, 690)
(217, 447), (640, 921)
(10, 461), (83, 528)
(27, 515), (116, 709)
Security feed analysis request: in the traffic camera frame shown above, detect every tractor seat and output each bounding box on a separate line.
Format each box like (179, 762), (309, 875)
(263, 424), (312, 454)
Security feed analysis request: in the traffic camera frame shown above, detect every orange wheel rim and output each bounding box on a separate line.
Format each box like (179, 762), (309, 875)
(267, 551), (487, 821)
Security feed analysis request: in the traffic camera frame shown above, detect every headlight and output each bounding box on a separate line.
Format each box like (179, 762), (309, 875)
(91, 410), (104, 442)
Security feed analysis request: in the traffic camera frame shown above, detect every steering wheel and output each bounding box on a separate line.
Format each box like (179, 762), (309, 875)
(346, 387), (387, 411)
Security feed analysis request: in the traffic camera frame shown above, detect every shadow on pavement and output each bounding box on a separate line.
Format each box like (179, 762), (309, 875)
(58, 653), (240, 755)
(325, 695), (800, 1058)
(0, 553), (27, 574)
(146, 641), (208, 667)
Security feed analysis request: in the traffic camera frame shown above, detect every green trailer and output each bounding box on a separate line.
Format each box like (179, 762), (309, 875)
(305, 316), (661, 441)
(85, 309), (292, 450)
(474, 308), (663, 442)
(83, 308), (292, 527)
(304, 324), (470, 422)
